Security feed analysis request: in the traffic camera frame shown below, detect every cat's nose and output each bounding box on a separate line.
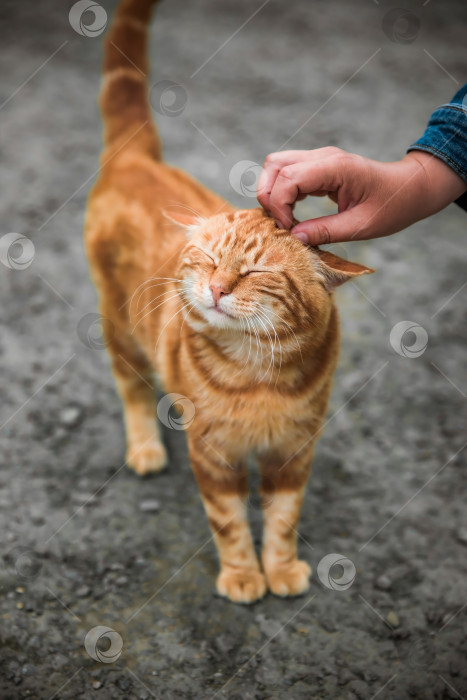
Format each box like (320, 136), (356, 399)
(210, 282), (230, 305)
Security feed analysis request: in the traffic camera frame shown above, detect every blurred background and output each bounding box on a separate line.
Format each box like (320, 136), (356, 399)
(1, 0), (466, 698)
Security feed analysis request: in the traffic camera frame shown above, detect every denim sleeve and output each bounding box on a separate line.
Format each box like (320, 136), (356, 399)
(407, 83), (467, 212)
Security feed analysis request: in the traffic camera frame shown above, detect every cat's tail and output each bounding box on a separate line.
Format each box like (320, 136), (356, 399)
(99, 0), (161, 158)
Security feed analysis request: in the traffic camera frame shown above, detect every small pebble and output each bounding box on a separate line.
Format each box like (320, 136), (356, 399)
(139, 499), (161, 513)
(91, 681), (103, 690)
(115, 576), (128, 587)
(16, 587), (25, 594)
(16, 602), (24, 610)
(386, 611), (399, 627)
(375, 574), (392, 591)
(21, 664), (36, 676)
(76, 585), (91, 598)
(60, 406), (83, 427)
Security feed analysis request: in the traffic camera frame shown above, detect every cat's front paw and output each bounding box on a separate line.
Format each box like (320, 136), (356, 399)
(126, 441), (168, 476)
(216, 567), (267, 604)
(265, 560), (311, 597)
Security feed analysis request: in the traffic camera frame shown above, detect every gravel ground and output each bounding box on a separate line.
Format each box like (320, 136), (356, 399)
(1, 1), (467, 698)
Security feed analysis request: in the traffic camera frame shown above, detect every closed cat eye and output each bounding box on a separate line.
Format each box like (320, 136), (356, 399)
(242, 269), (270, 276)
(193, 247), (216, 263)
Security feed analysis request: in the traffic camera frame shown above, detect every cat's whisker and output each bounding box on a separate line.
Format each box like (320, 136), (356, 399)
(134, 290), (181, 321)
(255, 307), (278, 352)
(255, 306), (283, 386)
(237, 315), (254, 376)
(261, 316), (282, 386)
(134, 279), (182, 298)
(256, 302), (303, 363)
(132, 280), (182, 312)
(252, 311), (276, 383)
(179, 298), (198, 335)
(153, 302), (187, 352)
(131, 292), (181, 333)
(166, 201), (204, 219)
(249, 315), (264, 372)
(134, 286), (181, 318)
(153, 295), (199, 352)
(246, 316), (253, 367)
(226, 314), (260, 383)
(130, 276), (183, 300)
(129, 277), (182, 315)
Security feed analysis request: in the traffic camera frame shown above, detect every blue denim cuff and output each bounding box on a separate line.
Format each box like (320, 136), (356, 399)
(407, 83), (467, 211)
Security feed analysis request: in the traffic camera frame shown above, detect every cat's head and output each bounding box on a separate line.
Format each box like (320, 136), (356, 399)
(170, 208), (373, 335)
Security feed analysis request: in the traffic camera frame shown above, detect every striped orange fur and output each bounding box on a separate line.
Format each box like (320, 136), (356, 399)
(84, 0), (374, 603)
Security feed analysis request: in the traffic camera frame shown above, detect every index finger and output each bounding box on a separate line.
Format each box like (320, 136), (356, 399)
(257, 150), (317, 212)
(268, 160), (342, 228)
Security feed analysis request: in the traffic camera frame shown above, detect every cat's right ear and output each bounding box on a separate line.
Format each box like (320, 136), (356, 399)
(162, 209), (204, 238)
(311, 248), (375, 291)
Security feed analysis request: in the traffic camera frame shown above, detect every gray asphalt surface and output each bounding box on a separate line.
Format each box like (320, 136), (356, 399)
(1, 1), (467, 698)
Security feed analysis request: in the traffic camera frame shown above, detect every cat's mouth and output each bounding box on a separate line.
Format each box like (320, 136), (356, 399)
(211, 305), (234, 318)
(201, 301), (239, 326)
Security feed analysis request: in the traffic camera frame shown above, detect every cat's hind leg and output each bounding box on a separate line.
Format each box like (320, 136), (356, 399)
(85, 214), (168, 475)
(106, 330), (168, 476)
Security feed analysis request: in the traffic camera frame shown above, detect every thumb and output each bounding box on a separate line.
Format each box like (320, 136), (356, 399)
(291, 209), (365, 246)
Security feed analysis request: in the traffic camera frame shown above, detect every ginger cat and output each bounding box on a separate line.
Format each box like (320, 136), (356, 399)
(85, 0), (373, 603)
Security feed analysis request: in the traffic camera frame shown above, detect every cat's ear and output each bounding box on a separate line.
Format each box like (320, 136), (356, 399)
(313, 248), (375, 291)
(162, 209), (204, 237)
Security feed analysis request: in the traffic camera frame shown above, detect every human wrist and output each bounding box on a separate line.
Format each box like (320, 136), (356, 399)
(402, 151), (467, 214)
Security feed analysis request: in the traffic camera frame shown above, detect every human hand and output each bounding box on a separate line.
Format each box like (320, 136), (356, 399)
(257, 148), (466, 245)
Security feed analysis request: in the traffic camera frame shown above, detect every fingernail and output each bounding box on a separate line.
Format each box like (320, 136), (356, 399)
(292, 232), (308, 243)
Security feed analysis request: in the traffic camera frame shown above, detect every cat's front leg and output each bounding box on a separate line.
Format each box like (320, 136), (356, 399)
(259, 447), (314, 597)
(187, 433), (266, 604)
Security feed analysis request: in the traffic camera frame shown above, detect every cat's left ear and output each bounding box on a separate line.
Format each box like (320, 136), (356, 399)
(162, 209), (203, 237)
(313, 248), (375, 291)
